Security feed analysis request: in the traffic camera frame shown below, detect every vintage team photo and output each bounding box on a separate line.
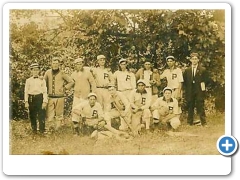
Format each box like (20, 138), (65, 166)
(9, 8), (225, 155)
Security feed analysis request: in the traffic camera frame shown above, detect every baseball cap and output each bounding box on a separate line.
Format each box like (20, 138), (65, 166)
(74, 58), (84, 64)
(87, 92), (97, 99)
(166, 56), (175, 61)
(137, 79), (146, 86)
(97, 55), (106, 60)
(30, 63), (40, 69)
(163, 87), (173, 93)
(119, 58), (127, 64)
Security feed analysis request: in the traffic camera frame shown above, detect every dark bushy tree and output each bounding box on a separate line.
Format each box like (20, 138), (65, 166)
(10, 9), (225, 119)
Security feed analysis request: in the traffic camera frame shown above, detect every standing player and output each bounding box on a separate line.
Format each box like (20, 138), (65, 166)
(160, 56), (184, 115)
(71, 58), (96, 104)
(135, 60), (161, 103)
(70, 58), (96, 124)
(90, 54), (113, 110)
(44, 58), (74, 131)
(24, 63), (48, 134)
(113, 58), (136, 101)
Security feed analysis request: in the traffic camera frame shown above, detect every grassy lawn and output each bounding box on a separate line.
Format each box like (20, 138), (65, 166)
(9, 113), (225, 155)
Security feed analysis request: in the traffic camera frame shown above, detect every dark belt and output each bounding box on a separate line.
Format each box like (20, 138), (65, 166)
(118, 89), (133, 92)
(48, 95), (64, 98)
(97, 86), (108, 89)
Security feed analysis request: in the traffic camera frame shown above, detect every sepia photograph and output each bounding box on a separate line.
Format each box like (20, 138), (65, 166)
(3, 2), (231, 175)
(9, 8), (225, 154)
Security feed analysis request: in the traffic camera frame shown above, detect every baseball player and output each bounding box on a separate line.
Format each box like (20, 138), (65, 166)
(71, 58), (97, 124)
(90, 54), (113, 110)
(24, 63), (48, 134)
(44, 58), (74, 131)
(104, 84), (131, 131)
(129, 79), (152, 135)
(113, 58), (136, 101)
(135, 59), (161, 103)
(71, 93), (104, 136)
(160, 56), (184, 98)
(160, 56), (184, 114)
(151, 87), (181, 131)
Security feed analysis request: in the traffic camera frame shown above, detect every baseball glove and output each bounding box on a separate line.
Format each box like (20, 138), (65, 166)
(159, 106), (169, 117)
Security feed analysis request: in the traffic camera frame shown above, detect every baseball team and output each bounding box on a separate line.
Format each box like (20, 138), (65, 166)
(24, 52), (209, 139)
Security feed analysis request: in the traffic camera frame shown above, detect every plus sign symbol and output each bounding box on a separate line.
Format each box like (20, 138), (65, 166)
(217, 135), (238, 156)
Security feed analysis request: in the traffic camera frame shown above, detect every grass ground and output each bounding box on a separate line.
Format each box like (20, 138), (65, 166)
(10, 113), (224, 155)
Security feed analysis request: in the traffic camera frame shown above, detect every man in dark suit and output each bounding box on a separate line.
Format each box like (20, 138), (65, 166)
(183, 52), (209, 127)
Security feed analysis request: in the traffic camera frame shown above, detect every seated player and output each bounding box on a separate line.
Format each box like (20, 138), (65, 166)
(104, 84), (132, 131)
(151, 87), (181, 131)
(129, 79), (152, 135)
(72, 93), (105, 136)
(72, 93), (130, 140)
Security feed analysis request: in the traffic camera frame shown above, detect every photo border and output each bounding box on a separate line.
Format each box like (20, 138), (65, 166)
(3, 2), (231, 175)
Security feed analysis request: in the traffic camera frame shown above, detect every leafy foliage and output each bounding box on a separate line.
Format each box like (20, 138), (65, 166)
(9, 9), (225, 119)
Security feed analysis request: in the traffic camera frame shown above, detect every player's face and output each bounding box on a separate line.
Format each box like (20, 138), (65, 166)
(190, 56), (199, 66)
(89, 96), (97, 106)
(137, 83), (145, 92)
(163, 90), (172, 100)
(75, 62), (84, 70)
(31, 68), (40, 77)
(167, 59), (175, 68)
(98, 58), (106, 66)
(52, 60), (60, 70)
(144, 62), (151, 70)
(108, 87), (116, 96)
(120, 62), (127, 71)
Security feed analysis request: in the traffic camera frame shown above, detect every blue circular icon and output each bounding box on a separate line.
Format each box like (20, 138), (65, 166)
(217, 135), (238, 156)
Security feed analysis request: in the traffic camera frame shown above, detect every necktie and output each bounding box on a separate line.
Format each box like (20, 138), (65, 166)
(192, 67), (195, 83)
(34, 76), (38, 79)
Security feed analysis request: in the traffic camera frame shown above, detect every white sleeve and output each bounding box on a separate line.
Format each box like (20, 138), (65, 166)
(24, 79), (29, 102)
(177, 69), (184, 83)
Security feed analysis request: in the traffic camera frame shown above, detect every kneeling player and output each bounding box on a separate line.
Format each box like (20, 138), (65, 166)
(151, 87), (181, 131)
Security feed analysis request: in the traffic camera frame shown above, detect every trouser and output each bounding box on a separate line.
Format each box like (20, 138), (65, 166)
(72, 112), (83, 135)
(46, 97), (65, 130)
(28, 94), (46, 133)
(131, 109), (151, 133)
(71, 96), (85, 122)
(172, 88), (182, 114)
(104, 109), (131, 130)
(187, 91), (206, 125)
(95, 88), (110, 111)
(152, 110), (181, 129)
(72, 96), (85, 109)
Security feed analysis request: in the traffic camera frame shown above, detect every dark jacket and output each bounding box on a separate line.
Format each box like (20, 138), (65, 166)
(183, 65), (209, 102)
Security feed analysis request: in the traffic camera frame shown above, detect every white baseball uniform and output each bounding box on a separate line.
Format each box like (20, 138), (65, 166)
(114, 70), (136, 101)
(151, 97), (181, 129)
